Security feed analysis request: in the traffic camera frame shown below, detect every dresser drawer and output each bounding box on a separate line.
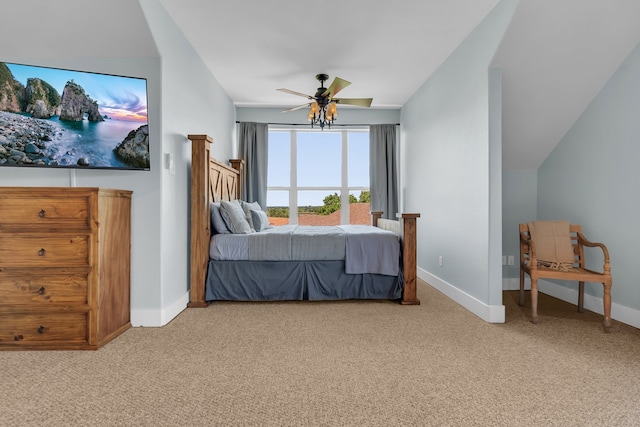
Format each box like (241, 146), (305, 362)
(0, 195), (90, 229)
(0, 235), (90, 267)
(0, 312), (88, 344)
(0, 274), (88, 305)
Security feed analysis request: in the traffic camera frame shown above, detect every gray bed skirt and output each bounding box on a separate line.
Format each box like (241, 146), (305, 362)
(205, 260), (403, 301)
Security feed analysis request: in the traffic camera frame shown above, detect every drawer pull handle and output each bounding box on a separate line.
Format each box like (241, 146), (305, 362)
(38, 248), (46, 256)
(39, 209), (46, 218)
(14, 335), (24, 341)
(37, 326), (46, 334)
(38, 287), (46, 295)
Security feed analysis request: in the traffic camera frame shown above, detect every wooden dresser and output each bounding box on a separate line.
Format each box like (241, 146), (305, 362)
(0, 187), (132, 350)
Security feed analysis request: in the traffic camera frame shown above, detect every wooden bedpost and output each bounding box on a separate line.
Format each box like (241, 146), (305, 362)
(370, 211), (383, 226)
(400, 213), (421, 305)
(229, 159), (245, 200)
(372, 211), (421, 305)
(187, 134), (213, 307)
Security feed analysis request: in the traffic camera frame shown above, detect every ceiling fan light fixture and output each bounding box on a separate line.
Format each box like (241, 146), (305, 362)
(309, 101), (336, 129)
(279, 74), (371, 130)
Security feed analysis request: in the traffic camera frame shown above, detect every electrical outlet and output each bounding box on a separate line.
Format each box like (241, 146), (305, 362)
(438, 256), (443, 267)
(508, 255), (515, 266)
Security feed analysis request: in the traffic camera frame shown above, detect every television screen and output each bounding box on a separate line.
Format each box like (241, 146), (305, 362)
(0, 61), (149, 170)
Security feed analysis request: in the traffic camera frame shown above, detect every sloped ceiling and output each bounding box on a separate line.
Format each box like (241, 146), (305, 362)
(492, 0), (640, 169)
(1, 0), (158, 58)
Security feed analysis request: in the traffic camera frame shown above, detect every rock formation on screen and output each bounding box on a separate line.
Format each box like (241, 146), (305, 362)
(59, 80), (104, 122)
(25, 78), (61, 119)
(0, 62), (26, 113)
(113, 124), (149, 169)
(0, 110), (65, 165)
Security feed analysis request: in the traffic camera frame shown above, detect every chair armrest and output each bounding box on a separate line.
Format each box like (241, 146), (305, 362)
(577, 232), (610, 261)
(577, 232), (611, 275)
(519, 232), (537, 266)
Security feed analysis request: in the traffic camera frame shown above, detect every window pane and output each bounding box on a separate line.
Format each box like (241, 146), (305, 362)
(268, 131), (290, 186)
(266, 129), (370, 226)
(266, 190), (289, 208)
(266, 190), (289, 225)
(297, 132), (341, 187)
(349, 190), (370, 225)
(297, 190), (336, 208)
(348, 132), (369, 187)
(298, 190), (341, 226)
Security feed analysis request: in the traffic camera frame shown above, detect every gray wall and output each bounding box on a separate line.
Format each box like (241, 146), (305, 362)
(501, 169), (537, 286)
(534, 41), (640, 327)
(139, 0), (236, 325)
(400, 0), (518, 322)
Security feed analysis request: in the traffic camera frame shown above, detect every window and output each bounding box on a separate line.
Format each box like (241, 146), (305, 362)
(266, 129), (370, 225)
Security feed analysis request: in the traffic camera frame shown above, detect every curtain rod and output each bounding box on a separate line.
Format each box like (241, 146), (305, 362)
(235, 121), (399, 127)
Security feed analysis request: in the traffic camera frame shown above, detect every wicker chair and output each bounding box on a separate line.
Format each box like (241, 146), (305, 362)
(519, 223), (612, 332)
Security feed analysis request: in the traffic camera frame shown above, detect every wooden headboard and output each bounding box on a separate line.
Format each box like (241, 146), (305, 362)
(187, 134), (244, 307)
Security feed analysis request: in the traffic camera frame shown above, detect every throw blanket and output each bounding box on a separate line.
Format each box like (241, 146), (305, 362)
(528, 220), (575, 271)
(337, 225), (400, 276)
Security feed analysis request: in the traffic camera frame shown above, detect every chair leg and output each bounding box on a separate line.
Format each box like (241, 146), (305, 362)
(519, 270), (525, 306)
(603, 280), (612, 333)
(530, 277), (538, 324)
(578, 281), (585, 313)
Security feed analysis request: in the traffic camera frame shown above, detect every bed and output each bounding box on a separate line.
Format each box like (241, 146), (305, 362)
(187, 134), (420, 306)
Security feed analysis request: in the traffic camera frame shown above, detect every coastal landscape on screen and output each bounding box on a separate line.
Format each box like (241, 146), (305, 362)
(0, 62), (149, 170)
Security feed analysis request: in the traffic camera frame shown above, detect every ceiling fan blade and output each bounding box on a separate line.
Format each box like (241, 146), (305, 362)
(322, 77), (351, 98)
(282, 103), (311, 113)
(277, 88), (314, 99)
(334, 98), (373, 108)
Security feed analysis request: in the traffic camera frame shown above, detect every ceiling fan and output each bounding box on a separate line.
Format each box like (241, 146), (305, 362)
(277, 74), (373, 129)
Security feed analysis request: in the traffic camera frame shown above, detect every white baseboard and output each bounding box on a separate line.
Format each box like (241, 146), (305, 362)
(502, 277), (520, 291)
(503, 277), (640, 329)
(130, 291), (189, 327)
(418, 267), (505, 323)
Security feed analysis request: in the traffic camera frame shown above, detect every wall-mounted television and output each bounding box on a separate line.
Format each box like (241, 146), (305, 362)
(0, 61), (149, 170)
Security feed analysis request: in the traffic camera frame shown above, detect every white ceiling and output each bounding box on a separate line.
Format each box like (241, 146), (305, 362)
(158, 0), (640, 169)
(157, 0), (501, 108)
(4, 1), (640, 170)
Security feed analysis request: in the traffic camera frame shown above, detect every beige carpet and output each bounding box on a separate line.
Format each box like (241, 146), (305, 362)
(1, 281), (639, 426)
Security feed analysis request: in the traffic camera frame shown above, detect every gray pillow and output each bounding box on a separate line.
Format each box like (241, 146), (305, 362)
(210, 202), (231, 234)
(220, 200), (252, 234)
(250, 209), (273, 232)
(241, 200), (262, 231)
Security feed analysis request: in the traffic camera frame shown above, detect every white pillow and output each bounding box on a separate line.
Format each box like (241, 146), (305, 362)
(250, 209), (273, 232)
(241, 200), (262, 231)
(220, 200), (252, 234)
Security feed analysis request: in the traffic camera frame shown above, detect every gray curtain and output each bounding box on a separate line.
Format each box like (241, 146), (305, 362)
(238, 122), (268, 209)
(369, 124), (398, 219)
